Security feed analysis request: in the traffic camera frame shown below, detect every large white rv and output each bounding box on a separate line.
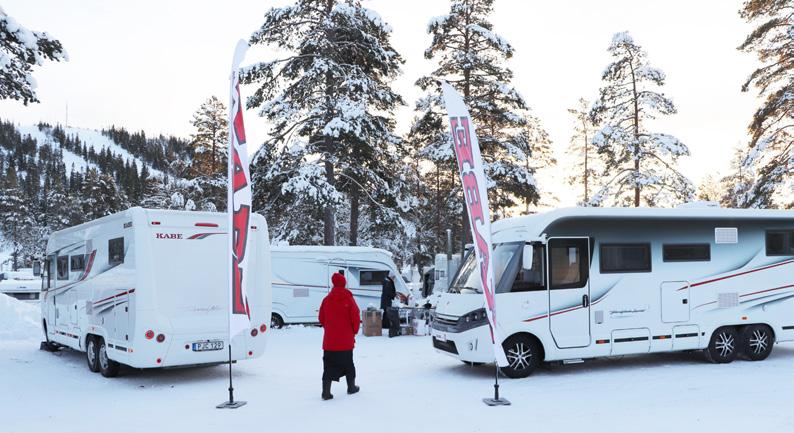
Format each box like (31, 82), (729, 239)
(431, 206), (794, 378)
(41, 207), (272, 377)
(270, 246), (408, 327)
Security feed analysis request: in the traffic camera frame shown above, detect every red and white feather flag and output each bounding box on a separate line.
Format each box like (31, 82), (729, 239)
(442, 82), (508, 367)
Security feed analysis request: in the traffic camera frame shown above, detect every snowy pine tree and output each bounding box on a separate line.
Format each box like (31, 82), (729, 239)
(737, 0), (794, 208)
(566, 98), (599, 205)
(0, 7), (67, 104)
(80, 168), (127, 220)
(0, 165), (36, 269)
(243, 0), (405, 246)
(720, 146), (755, 208)
(410, 0), (552, 253)
(589, 32), (693, 207)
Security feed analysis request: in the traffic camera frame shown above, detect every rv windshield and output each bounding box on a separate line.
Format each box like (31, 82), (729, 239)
(448, 242), (522, 294)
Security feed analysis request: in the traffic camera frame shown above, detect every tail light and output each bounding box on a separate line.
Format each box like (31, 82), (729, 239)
(156, 358), (162, 364)
(145, 330), (154, 340)
(156, 333), (165, 343)
(248, 351), (253, 356)
(259, 324), (267, 333)
(250, 329), (258, 337)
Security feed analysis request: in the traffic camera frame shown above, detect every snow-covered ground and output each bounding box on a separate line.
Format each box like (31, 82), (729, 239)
(2, 295), (794, 433)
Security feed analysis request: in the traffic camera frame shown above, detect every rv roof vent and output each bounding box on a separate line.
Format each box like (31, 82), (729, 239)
(677, 201), (721, 209)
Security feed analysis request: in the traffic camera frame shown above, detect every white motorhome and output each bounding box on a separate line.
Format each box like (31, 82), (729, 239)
(0, 269), (40, 302)
(431, 206), (794, 378)
(41, 207), (272, 377)
(270, 246), (408, 327)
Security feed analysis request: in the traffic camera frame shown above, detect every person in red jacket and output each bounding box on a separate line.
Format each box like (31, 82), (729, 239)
(318, 272), (361, 400)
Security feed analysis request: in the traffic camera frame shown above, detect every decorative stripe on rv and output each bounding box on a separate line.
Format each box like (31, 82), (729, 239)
(92, 289), (135, 307)
(187, 233), (223, 240)
(678, 259), (794, 291)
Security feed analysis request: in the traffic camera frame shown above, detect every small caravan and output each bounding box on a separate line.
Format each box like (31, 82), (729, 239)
(431, 206), (794, 378)
(41, 207), (272, 377)
(270, 246), (407, 327)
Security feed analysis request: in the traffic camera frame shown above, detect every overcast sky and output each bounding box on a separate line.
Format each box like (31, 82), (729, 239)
(1, 0), (760, 206)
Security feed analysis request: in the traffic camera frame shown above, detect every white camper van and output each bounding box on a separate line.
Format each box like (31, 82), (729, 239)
(270, 246), (407, 327)
(41, 207), (272, 377)
(431, 206), (794, 378)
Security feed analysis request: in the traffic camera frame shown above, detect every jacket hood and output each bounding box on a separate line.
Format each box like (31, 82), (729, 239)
(331, 272), (347, 289)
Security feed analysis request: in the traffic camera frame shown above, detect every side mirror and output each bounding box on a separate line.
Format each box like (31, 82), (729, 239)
(522, 245), (534, 270)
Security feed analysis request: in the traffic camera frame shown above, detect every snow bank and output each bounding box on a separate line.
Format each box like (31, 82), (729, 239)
(0, 294), (41, 341)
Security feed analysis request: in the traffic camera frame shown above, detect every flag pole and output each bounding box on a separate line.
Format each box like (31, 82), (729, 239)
(217, 39), (251, 410)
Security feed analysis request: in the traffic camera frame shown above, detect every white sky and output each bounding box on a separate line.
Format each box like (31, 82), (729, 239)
(0, 0), (761, 206)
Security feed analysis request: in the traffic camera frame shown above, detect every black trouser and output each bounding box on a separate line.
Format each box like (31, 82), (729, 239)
(322, 350), (355, 382)
(386, 307), (400, 337)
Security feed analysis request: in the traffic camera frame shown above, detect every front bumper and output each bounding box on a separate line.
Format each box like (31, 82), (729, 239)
(431, 316), (493, 363)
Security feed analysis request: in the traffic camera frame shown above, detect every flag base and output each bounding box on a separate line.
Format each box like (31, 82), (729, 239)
(483, 397), (511, 406)
(216, 400), (247, 409)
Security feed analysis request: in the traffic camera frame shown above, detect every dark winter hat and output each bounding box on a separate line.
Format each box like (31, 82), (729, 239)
(331, 272), (346, 289)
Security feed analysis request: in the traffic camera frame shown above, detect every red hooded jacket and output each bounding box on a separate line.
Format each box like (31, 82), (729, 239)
(318, 273), (360, 351)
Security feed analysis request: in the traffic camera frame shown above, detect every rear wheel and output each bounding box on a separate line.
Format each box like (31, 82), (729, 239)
(741, 324), (774, 361)
(704, 327), (739, 364)
(500, 334), (541, 379)
(86, 336), (100, 373)
(271, 313), (284, 329)
(98, 338), (120, 378)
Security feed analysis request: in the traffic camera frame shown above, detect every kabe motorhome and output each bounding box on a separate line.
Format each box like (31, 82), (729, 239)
(270, 246), (407, 327)
(431, 207), (794, 378)
(41, 207), (272, 377)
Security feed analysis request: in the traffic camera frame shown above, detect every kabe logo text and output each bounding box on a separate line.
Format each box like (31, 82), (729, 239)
(155, 233), (183, 240)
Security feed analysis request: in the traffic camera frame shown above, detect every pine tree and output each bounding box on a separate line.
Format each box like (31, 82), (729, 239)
(188, 96), (228, 212)
(720, 146), (755, 208)
(737, 0), (794, 208)
(243, 0), (404, 246)
(0, 7), (67, 104)
(80, 168), (127, 220)
(410, 0), (552, 253)
(566, 98), (600, 205)
(0, 165), (36, 269)
(589, 32), (693, 207)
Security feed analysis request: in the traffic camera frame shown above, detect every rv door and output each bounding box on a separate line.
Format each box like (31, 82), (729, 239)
(547, 237), (591, 349)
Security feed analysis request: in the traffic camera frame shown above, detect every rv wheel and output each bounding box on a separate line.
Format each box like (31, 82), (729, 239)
(271, 313), (284, 329)
(705, 327), (739, 364)
(98, 339), (120, 378)
(740, 324), (774, 361)
(86, 336), (100, 373)
(500, 335), (541, 379)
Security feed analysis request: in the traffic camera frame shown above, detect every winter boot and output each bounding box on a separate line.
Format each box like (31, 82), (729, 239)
(322, 380), (334, 400)
(346, 376), (360, 395)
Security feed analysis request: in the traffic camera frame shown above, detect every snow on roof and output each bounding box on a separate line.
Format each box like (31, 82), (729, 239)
(492, 206), (794, 240)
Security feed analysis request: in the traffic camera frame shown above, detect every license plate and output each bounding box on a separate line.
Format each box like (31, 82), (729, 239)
(434, 331), (447, 342)
(192, 340), (224, 352)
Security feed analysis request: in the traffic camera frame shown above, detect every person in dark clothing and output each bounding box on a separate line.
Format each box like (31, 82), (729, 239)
(381, 272), (402, 337)
(318, 272), (360, 400)
(380, 272), (397, 329)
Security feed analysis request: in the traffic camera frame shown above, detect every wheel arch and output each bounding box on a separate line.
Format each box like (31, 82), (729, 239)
(504, 331), (546, 362)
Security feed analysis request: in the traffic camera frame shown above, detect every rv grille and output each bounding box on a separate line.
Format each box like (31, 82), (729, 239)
(434, 314), (459, 327)
(433, 337), (458, 354)
(718, 293), (739, 309)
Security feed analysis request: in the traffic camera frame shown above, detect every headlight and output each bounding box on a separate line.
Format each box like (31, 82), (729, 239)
(460, 308), (487, 328)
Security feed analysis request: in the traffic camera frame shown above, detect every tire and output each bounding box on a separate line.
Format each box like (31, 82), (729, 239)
(704, 327), (739, 364)
(98, 338), (120, 378)
(741, 324), (774, 361)
(500, 334), (542, 379)
(86, 336), (100, 373)
(271, 313), (284, 329)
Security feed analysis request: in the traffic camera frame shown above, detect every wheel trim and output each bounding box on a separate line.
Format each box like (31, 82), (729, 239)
(99, 344), (108, 370)
(749, 329), (769, 355)
(506, 342), (532, 371)
(715, 332), (735, 358)
(87, 340), (96, 365)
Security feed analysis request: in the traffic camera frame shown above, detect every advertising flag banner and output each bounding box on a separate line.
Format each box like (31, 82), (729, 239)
(228, 39), (252, 339)
(441, 82), (508, 367)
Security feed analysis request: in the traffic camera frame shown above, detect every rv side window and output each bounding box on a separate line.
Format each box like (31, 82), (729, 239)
(57, 256), (69, 280)
(47, 255), (56, 288)
(549, 239), (589, 289)
(70, 255), (86, 271)
(600, 243), (652, 273)
(360, 270), (388, 286)
(766, 231), (794, 256)
(663, 244), (710, 262)
(109, 237), (125, 265)
(512, 245), (545, 292)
